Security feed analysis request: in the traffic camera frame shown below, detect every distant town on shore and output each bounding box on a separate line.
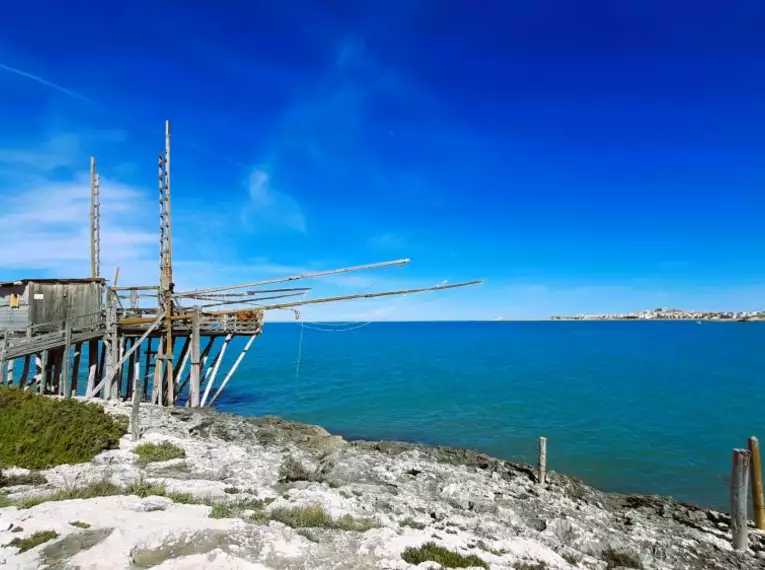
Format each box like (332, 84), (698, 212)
(550, 308), (765, 321)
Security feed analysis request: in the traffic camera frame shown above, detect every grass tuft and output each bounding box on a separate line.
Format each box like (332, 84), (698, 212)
(602, 548), (642, 569)
(562, 552), (583, 565)
(278, 456), (327, 483)
(70, 520), (91, 529)
(133, 442), (186, 465)
(0, 470), (47, 488)
(269, 505), (378, 531)
(209, 503), (235, 519)
(6, 530), (58, 553)
(402, 542), (488, 569)
(0, 387), (126, 469)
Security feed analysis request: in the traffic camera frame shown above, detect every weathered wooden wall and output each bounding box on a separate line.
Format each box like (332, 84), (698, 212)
(0, 284), (31, 332)
(28, 282), (103, 332)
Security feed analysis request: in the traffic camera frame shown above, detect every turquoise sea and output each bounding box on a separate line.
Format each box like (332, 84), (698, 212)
(210, 322), (762, 511)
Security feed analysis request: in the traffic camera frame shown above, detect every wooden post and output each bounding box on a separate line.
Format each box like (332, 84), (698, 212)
(125, 338), (135, 400)
(131, 343), (143, 441)
(172, 336), (191, 397)
(7, 358), (14, 386)
(201, 333), (232, 406)
(0, 330), (8, 385)
(209, 334), (256, 406)
(189, 307), (201, 407)
(62, 321), (72, 398)
(538, 436), (547, 485)
(144, 337), (153, 400)
(749, 437), (765, 530)
(39, 350), (48, 394)
(731, 448), (750, 550)
(71, 342), (82, 396)
(87, 339), (98, 397)
(19, 355), (31, 388)
(52, 349), (63, 395)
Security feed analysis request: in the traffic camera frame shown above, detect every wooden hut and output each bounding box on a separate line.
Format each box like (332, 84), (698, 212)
(0, 278), (105, 334)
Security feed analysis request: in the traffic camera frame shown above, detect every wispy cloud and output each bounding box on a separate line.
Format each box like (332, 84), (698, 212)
(242, 168), (306, 233)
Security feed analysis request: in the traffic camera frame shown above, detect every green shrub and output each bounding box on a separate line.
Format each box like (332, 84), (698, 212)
(0, 470), (47, 487)
(6, 530), (58, 553)
(209, 503), (235, 519)
(70, 521), (91, 529)
(0, 387), (126, 469)
(133, 442), (186, 465)
(402, 542), (488, 569)
(270, 505), (377, 531)
(602, 548), (642, 569)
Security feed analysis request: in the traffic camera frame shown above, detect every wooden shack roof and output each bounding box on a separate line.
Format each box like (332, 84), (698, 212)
(0, 277), (106, 288)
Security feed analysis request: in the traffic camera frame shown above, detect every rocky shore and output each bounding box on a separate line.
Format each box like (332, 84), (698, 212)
(1, 402), (764, 569)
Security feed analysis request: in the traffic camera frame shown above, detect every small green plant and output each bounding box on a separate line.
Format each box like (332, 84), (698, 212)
(133, 442), (186, 465)
(10, 526), (23, 533)
(209, 503), (235, 519)
(602, 548), (642, 569)
(224, 486), (240, 494)
(166, 491), (193, 504)
(562, 552), (583, 565)
(0, 492), (11, 508)
(401, 542), (488, 569)
(0, 387), (126, 469)
(269, 505), (378, 531)
(6, 530), (58, 553)
(70, 521), (91, 529)
(125, 479), (167, 498)
(14, 480), (123, 509)
(278, 456), (328, 483)
(516, 562), (547, 570)
(0, 470), (48, 487)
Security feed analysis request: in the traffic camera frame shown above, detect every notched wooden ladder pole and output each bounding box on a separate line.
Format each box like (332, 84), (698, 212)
(731, 448), (750, 550)
(749, 436), (765, 530)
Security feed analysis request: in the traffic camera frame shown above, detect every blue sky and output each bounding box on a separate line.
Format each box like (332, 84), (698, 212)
(0, 1), (764, 320)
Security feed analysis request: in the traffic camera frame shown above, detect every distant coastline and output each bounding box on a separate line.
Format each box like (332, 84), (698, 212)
(550, 307), (765, 322)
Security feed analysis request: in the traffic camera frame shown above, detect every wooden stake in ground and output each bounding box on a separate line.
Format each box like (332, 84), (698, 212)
(749, 437), (765, 530)
(731, 448), (750, 550)
(538, 436), (547, 485)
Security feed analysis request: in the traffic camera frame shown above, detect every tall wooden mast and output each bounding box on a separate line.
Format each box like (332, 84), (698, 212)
(154, 120), (174, 405)
(89, 156), (100, 279)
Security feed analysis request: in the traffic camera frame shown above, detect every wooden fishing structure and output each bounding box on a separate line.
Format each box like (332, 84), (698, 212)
(0, 120), (482, 408)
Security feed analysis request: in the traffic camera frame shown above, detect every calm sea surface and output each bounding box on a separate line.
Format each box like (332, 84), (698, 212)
(196, 321), (762, 511)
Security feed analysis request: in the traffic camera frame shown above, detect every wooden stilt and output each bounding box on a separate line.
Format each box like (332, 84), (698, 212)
(201, 334), (232, 406)
(97, 341), (106, 396)
(7, 358), (14, 386)
(87, 339), (98, 398)
(209, 334), (256, 406)
(62, 321), (72, 398)
(144, 338), (153, 400)
(178, 334), (213, 406)
(173, 336), (191, 399)
(39, 350), (48, 394)
(0, 331), (8, 386)
(125, 338), (135, 400)
(52, 349), (63, 395)
(189, 308), (201, 407)
(71, 342), (82, 396)
(749, 437), (765, 530)
(131, 341), (143, 441)
(20, 355), (31, 388)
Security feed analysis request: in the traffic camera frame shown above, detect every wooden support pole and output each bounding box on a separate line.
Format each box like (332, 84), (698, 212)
(144, 337), (153, 400)
(731, 448), (750, 550)
(20, 355), (31, 388)
(131, 342), (143, 441)
(71, 342), (82, 396)
(87, 339), (98, 397)
(0, 331), (8, 385)
(39, 350), (48, 394)
(749, 437), (765, 530)
(178, 332), (212, 406)
(52, 349), (63, 395)
(189, 307), (201, 406)
(7, 358), (14, 386)
(201, 333), (232, 406)
(538, 436), (547, 485)
(125, 338), (135, 400)
(209, 334), (256, 406)
(62, 321), (72, 398)
(88, 312), (165, 399)
(173, 336), (191, 396)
